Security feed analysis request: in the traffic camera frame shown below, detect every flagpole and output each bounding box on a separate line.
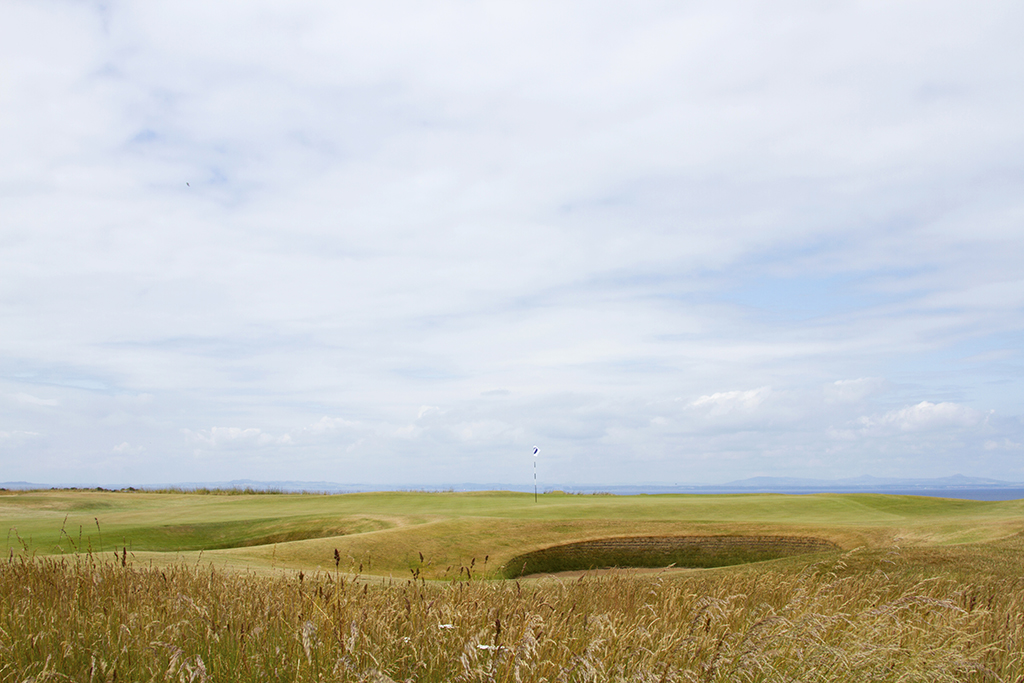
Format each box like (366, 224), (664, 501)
(533, 446), (539, 503)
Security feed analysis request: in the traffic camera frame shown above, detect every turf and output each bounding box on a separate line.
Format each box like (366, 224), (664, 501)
(2, 489), (1022, 578)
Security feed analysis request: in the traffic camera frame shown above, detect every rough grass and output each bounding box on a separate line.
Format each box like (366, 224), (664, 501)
(2, 540), (1023, 682)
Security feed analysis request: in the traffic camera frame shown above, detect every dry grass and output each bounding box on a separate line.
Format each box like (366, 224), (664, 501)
(3, 543), (1023, 682)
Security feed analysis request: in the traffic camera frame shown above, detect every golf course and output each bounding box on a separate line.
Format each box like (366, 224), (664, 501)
(2, 488), (1023, 681)
(4, 488), (1022, 577)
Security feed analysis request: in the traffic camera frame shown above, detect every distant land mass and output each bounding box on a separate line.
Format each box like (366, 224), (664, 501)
(3, 474), (1024, 500)
(580, 474), (1024, 500)
(720, 473), (1014, 490)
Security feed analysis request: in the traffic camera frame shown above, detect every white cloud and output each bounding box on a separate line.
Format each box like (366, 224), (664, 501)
(859, 401), (984, 434)
(305, 416), (359, 434)
(690, 388), (772, 416)
(827, 401), (992, 446)
(417, 406), (442, 420)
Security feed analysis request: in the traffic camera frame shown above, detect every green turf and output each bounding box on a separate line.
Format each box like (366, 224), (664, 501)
(2, 489), (1021, 577)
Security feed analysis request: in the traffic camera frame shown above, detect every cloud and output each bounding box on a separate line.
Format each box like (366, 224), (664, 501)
(1, 1), (1024, 485)
(13, 393), (59, 407)
(305, 416), (359, 434)
(984, 438), (1022, 451)
(860, 401), (984, 434)
(689, 388), (772, 416)
(824, 378), (885, 404)
(183, 427), (293, 449)
(0, 430), (40, 441)
(827, 400), (991, 446)
(417, 406), (442, 420)
(392, 406), (520, 444)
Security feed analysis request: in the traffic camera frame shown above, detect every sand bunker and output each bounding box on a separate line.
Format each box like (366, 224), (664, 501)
(505, 535), (840, 577)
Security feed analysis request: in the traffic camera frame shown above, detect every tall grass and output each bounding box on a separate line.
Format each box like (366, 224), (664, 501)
(2, 547), (1021, 682)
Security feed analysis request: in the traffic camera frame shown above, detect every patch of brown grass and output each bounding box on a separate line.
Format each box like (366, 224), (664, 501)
(2, 542), (1022, 682)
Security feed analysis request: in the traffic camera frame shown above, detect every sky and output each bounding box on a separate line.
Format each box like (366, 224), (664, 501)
(2, 1), (1023, 488)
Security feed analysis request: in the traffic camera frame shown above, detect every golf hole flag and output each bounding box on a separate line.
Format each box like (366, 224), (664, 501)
(532, 447), (539, 501)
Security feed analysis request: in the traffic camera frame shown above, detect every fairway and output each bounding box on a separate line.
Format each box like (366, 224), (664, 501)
(3, 489), (1022, 578)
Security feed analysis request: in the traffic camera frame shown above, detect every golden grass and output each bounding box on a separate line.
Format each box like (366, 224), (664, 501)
(3, 539), (1023, 682)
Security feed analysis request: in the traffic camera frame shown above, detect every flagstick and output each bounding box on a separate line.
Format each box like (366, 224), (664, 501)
(532, 446), (539, 503)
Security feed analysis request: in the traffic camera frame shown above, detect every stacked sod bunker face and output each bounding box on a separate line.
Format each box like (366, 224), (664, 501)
(504, 535), (840, 577)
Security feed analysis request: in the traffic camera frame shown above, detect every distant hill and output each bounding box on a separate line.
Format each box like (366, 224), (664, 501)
(719, 474), (1015, 490)
(4, 474), (1024, 501)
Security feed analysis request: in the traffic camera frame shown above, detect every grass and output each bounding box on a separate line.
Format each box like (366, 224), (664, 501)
(2, 489), (1024, 680)
(3, 489), (1022, 578)
(2, 540), (1023, 681)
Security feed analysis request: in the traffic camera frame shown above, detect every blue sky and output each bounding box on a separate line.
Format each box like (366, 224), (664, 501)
(2, 0), (1023, 487)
